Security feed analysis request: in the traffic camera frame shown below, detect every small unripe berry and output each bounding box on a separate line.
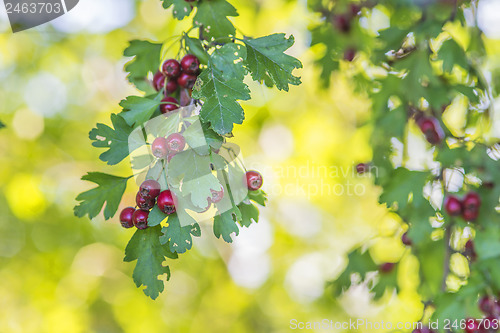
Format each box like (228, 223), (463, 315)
(119, 207), (136, 228)
(180, 54), (200, 74)
(160, 97), (179, 114)
(444, 195), (462, 216)
(166, 133), (186, 153)
(177, 72), (197, 89)
(157, 190), (176, 215)
(162, 59), (181, 78)
(152, 137), (168, 159)
(246, 171), (263, 191)
(152, 71), (165, 92)
(132, 209), (149, 229)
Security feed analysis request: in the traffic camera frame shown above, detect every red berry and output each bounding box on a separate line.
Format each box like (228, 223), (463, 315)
(136, 192), (155, 210)
(356, 163), (369, 174)
(463, 209), (479, 221)
(444, 195), (463, 216)
(465, 319), (481, 333)
(344, 48), (356, 62)
(180, 54), (200, 74)
(464, 192), (481, 211)
(333, 15), (351, 33)
(349, 4), (362, 17)
(464, 240), (477, 262)
(157, 190), (176, 215)
(402, 232), (412, 246)
(166, 133), (186, 153)
(379, 262), (395, 273)
(152, 137), (168, 159)
(165, 79), (178, 95)
(152, 71), (165, 92)
(481, 315), (499, 331)
(179, 88), (192, 106)
(160, 96), (179, 114)
(209, 187), (224, 204)
(162, 59), (181, 78)
(132, 209), (149, 230)
(246, 171), (263, 191)
(418, 117), (445, 145)
(139, 179), (161, 199)
(480, 296), (498, 315)
(177, 72), (197, 89)
(119, 207), (136, 228)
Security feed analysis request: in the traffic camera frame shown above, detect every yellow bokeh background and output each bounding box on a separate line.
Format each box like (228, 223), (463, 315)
(2, 0), (500, 332)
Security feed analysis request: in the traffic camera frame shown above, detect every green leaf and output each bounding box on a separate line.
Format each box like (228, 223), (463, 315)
(475, 228), (500, 260)
(119, 94), (162, 127)
(213, 208), (240, 243)
(192, 45), (250, 135)
(161, 0), (192, 20)
(194, 0), (238, 40)
(124, 40), (162, 92)
(415, 239), (445, 298)
(159, 214), (201, 254)
(243, 33), (302, 91)
(405, 201), (435, 246)
(184, 35), (209, 65)
(437, 39), (469, 73)
(248, 190), (267, 206)
(379, 168), (429, 211)
(167, 149), (222, 209)
(74, 172), (129, 220)
(148, 205), (167, 227)
(124, 225), (178, 300)
(89, 114), (136, 165)
(238, 202), (259, 227)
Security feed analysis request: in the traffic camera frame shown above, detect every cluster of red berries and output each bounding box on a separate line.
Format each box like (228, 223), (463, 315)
(464, 295), (500, 333)
(418, 116), (445, 145)
(445, 192), (482, 221)
(118, 171), (263, 229)
(151, 132), (186, 161)
(152, 54), (201, 114)
(119, 179), (176, 230)
(331, 3), (362, 62)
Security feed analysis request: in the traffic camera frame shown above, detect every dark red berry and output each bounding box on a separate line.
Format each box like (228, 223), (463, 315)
(166, 133), (186, 153)
(209, 187), (224, 204)
(139, 179), (161, 199)
(132, 209), (149, 230)
(465, 319), (481, 333)
(119, 207), (136, 228)
(333, 15), (351, 33)
(246, 171), (263, 191)
(152, 71), (166, 92)
(356, 163), (369, 174)
(136, 192), (155, 210)
(464, 239), (477, 262)
(344, 48), (356, 62)
(177, 72), (197, 89)
(180, 54), (200, 74)
(162, 59), (181, 78)
(463, 209), (479, 221)
(418, 117), (445, 145)
(412, 327), (434, 333)
(165, 79), (178, 95)
(481, 315), (499, 331)
(160, 96), (179, 114)
(379, 262), (395, 273)
(157, 190), (176, 215)
(152, 137), (168, 159)
(402, 232), (412, 246)
(463, 192), (481, 211)
(444, 195), (462, 216)
(479, 296), (498, 315)
(349, 4), (362, 17)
